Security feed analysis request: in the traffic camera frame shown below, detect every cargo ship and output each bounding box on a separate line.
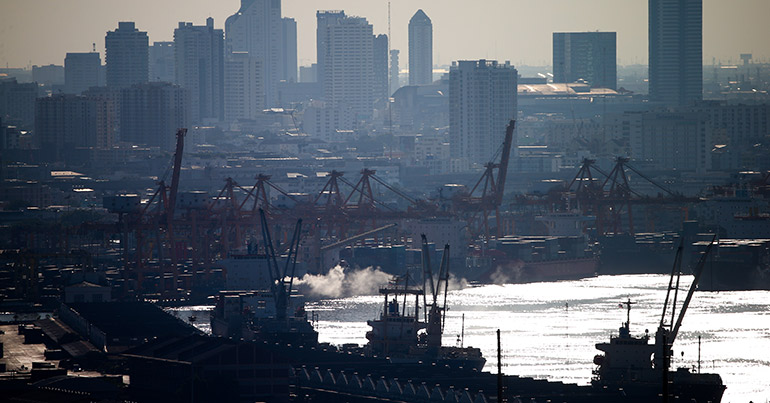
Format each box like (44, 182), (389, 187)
(691, 238), (770, 290)
(362, 238), (486, 371)
(597, 232), (680, 274)
(467, 235), (598, 283)
(591, 241), (726, 402)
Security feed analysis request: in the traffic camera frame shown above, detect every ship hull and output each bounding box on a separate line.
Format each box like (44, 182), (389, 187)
(476, 257), (598, 284)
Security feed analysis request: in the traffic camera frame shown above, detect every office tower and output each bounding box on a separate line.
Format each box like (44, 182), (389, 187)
(225, 0), (282, 107)
(408, 9), (433, 85)
(553, 32), (617, 89)
(35, 95), (98, 162)
(174, 18), (225, 123)
(0, 78), (37, 129)
(449, 60), (517, 167)
(389, 49), (400, 95)
(149, 41), (176, 83)
(225, 52), (263, 121)
(64, 52), (101, 94)
(373, 34), (389, 102)
(319, 14), (375, 119)
(281, 17), (298, 83)
(316, 10), (346, 91)
(121, 82), (189, 150)
(649, 0), (702, 105)
(105, 22), (149, 88)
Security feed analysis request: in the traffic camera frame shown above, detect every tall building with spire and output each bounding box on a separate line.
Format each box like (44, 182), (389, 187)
(408, 9), (433, 85)
(105, 22), (149, 89)
(649, 0), (702, 105)
(225, 0), (283, 107)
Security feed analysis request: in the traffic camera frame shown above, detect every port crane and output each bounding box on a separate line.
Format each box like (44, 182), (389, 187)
(454, 120), (516, 239)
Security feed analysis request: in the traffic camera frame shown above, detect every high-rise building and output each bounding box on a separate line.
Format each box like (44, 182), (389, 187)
(408, 9), (433, 85)
(389, 49), (400, 95)
(105, 22), (149, 89)
(553, 32), (617, 89)
(373, 34), (389, 102)
(149, 41), (175, 83)
(64, 52), (101, 95)
(649, 0), (702, 105)
(35, 95), (98, 162)
(449, 60), (518, 168)
(174, 18), (225, 123)
(225, 52), (263, 121)
(319, 13), (375, 119)
(604, 110), (710, 172)
(281, 17), (298, 83)
(32, 65), (64, 87)
(82, 86), (121, 149)
(121, 82), (189, 150)
(225, 0), (282, 107)
(316, 10), (346, 91)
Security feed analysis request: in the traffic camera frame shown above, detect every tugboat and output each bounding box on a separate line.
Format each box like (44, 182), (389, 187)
(591, 239), (726, 402)
(210, 210), (318, 347)
(364, 235), (486, 371)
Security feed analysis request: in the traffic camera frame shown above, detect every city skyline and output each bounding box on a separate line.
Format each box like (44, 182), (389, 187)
(1, 0), (769, 69)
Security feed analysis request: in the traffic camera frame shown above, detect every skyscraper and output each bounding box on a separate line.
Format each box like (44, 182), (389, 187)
(408, 9), (433, 85)
(174, 18), (225, 123)
(316, 10), (346, 91)
(649, 0), (702, 105)
(319, 14), (375, 119)
(64, 52), (101, 95)
(389, 50), (400, 96)
(449, 60), (517, 168)
(225, 0), (282, 107)
(281, 17), (298, 83)
(373, 34), (389, 102)
(225, 52), (263, 121)
(105, 22), (149, 89)
(553, 32), (617, 89)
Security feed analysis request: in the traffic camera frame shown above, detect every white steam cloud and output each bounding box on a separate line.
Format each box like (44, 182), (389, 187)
(294, 265), (393, 299)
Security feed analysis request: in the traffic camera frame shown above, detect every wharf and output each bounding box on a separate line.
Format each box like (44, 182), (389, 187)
(0, 324), (46, 373)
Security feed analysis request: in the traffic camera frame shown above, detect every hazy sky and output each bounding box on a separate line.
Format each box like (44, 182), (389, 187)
(1, 0), (769, 69)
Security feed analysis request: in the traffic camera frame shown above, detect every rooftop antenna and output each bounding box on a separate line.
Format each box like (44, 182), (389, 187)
(92, 43), (96, 52)
(387, 0), (393, 159)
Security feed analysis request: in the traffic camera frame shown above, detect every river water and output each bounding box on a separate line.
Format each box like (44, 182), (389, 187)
(170, 274), (770, 403)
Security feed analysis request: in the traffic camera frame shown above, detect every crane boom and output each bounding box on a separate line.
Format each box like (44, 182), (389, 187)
(669, 236), (716, 344)
(167, 128), (187, 222)
(495, 120), (515, 206)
